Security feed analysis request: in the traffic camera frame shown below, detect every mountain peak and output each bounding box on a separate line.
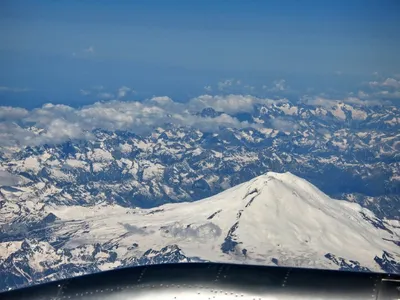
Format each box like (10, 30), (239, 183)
(45, 173), (399, 273)
(1, 172), (399, 292)
(164, 171), (399, 272)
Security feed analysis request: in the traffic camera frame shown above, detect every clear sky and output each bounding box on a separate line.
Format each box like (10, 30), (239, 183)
(1, 0), (400, 108)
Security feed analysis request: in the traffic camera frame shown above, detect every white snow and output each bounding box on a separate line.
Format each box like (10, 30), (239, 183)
(345, 105), (367, 120)
(92, 162), (106, 172)
(134, 140), (152, 151)
(35, 182), (46, 190)
(65, 159), (87, 169)
(97, 261), (121, 271)
(211, 150), (223, 158)
(223, 153), (258, 164)
(279, 104), (298, 115)
(0, 241), (23, 258)
(88, 148), (113, 162)
(119, 143), (132, 153)
(390, 175), (400, 181)
(36, 172), (399, 273)
(313, 107), (327, 116)
(257, 128), (274, 136)
(40, 152), (52, 161)
(23, 157), (40, 172)
(46, 159), (61, 167)
(330, 105), (346, 120)
(162, 184), (176, 198)
(253, 117), (264, 124)
(117, 158), (133, 171)
(332, 139), (348, 150)
(50, 169), (72, 181)
(384, 117), (400, 125)
(142, 162), (165, 181)
(191, 148), (202, 156)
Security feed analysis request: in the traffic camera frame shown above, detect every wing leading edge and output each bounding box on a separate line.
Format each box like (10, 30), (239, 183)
(1, 262), (399, 299)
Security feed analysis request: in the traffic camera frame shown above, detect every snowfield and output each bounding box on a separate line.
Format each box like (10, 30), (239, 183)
(2, 171), (398, 291)
(45, 172), (399, 272)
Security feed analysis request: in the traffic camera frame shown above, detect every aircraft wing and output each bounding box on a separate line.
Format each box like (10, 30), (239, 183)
(1, 262), (399, 299)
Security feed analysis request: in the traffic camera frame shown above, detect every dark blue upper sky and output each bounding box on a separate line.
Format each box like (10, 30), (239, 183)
(1, 0), (399, 108)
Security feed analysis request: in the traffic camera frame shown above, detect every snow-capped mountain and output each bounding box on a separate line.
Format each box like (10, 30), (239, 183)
(1, 102), (399, 224)
(1, 172), (399, 291)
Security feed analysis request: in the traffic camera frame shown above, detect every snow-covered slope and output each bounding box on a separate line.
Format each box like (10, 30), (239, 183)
(50, 171), (399, 271)
(1, 172), (398, 291)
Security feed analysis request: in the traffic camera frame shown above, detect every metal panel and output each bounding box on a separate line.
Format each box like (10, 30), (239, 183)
(1, 263), (399, 300)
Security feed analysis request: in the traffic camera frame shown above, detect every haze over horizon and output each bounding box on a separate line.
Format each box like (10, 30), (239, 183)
(1, 0), (400, 108)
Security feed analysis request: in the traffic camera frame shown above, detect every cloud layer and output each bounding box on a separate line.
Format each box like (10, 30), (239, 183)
(79, 85), (135, 100)
(368, 77), (400, 100)
(0, 94), (286, 148)
(0, 86), (396, 149)
(369, 78), (400, 89)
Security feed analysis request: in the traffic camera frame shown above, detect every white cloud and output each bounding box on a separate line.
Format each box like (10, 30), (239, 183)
(117, 86), (132, 98)
(271, 118), (299, 132)
(92, 85), (104, 91)
(244, 85), (255, 92)
(374, 90), (400, 99)
(0, 122), (38, 147)
(0, 94), (290, 148)
(80, 89), (91, 96)
(0, 104), (91, 147)
(268, 79), (286, 92)
(369, 77), (400, 89)
(204, 85), (212, 92)
(367, 77), (400, 100)
(1, 89), (396, 149)
(216, 79), (242, 91)
(148, 96), (174, 106)
(97, 92), (115, 100)
(77, 101), (161, 130)
(357, 91), (369, 99)
(180, 113), (253, 132)
(0, 106), (28, 120)
(189, 94), (287, 114)
(84, 46), (94, 53)
(218, 79), (234, 91)
(76, 99), (257, 134)
(369, 81), (379, 88)
(0, 86), (30, 93)
(381, 78), (400, 89)
(72, 46), (95, 58)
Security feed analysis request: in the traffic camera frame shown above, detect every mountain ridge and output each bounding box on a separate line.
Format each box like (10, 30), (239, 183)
(1, 102), (399, 222)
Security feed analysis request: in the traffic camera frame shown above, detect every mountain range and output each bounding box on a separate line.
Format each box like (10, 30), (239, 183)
(0, 100), (399, 291)
(1, 172), (399, 292)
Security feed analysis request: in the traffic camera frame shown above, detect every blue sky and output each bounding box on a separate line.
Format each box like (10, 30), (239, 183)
(1, 0), (400, 108)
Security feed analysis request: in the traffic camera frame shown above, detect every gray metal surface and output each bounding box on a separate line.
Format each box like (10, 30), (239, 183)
(1, 263), (399, 299)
